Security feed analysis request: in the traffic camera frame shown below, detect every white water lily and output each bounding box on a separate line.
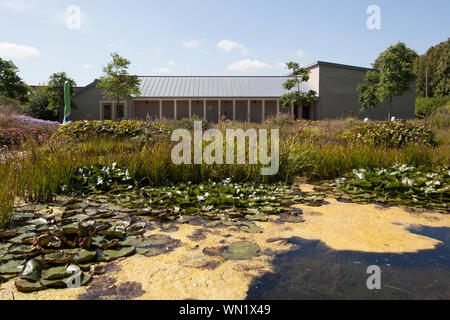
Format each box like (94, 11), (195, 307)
(353, 169), (365, 180)
(402, 178), (413, 186)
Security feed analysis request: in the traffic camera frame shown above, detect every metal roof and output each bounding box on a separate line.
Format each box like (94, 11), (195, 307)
(135, 76), (312, 98)
(305, 61), (377, 72)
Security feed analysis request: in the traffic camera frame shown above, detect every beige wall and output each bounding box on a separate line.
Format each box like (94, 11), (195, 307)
(71, 86), (103, 121)
(315, 64), (416, 120)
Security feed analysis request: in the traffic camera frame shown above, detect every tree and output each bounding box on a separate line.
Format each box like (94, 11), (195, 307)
(47, 72), (77, 122)
(96, 52), (141, 104)
(413, 39), (449, 97)
(358, 42), (417, 120)
(0, 58), (30, 103)
(24, 86), (55, 120)
(280, 62), (317, 113)
(357, 71), (381, 113)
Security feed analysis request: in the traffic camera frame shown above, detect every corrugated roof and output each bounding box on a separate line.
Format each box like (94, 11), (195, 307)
(135, 76), (312, 98)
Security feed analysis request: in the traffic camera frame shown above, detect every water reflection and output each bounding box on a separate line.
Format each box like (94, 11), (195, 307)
(247, 226), (450, 300)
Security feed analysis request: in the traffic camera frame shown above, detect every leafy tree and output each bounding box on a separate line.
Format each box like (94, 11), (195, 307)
(47, 72), (77, 122)
(357, 70), (381, 113)
(358, 42), (417, 120)
(96, 52), (141, 104)
(24, 86), (56, 120)
(280, 62), (317, 111)
(0, 58), (29, 103)
(413, 39), (449, 97)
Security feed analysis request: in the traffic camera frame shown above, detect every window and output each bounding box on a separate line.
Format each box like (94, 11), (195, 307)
(115, 104), (125, 121)
(102, 103), (112, 120)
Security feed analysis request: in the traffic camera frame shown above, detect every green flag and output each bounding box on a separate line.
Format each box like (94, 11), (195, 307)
(63, 81), (71, 124)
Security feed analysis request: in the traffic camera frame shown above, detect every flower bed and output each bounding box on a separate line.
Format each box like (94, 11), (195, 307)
(56, 120), (170, 141)
(342, 121), (436, 148)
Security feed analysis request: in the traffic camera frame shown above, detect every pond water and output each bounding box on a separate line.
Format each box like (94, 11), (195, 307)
(247, 226), (450, 300)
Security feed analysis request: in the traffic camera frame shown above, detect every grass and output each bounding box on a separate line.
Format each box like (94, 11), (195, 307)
(0, 116), (449, 226)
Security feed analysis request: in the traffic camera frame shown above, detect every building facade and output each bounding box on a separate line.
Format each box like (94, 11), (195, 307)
(71, 61), (416, 122)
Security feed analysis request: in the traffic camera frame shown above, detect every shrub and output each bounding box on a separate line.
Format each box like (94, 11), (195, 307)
(415, 96), (450, 118)
(0, 127), (51, 147)
(342, 120), (436, 148)
(56, 120), (170, 141)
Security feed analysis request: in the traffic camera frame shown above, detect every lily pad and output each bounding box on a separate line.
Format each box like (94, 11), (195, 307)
(244, 212), (269, 222)
(99, 246), (136, 262)
(221, 241), (260, 260)
(41, 266), (72, 280)
(43, 252), (74, 264)
(15, 279), (45, 293)
(0, 259), (26, 275)
(239, 222), (264, 234)
(20, 259), (43, 282)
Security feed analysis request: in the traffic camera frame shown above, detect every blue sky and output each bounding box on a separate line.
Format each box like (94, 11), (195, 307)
(1, 0), (449, 86)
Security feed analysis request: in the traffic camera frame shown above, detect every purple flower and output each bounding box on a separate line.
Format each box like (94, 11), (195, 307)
(9, 115), (60, 126)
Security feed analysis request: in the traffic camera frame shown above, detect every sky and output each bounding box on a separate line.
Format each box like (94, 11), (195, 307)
(0, 0), (449, 86)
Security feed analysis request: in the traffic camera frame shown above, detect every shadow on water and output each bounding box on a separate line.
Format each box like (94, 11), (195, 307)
(246, 225), (450, 300)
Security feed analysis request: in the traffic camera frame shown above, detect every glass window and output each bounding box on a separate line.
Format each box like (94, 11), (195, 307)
(115, 104), (125, 120)
(103, 104), (112, 120)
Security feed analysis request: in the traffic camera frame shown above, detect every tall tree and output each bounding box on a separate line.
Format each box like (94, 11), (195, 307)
(96, 52), (141, 104)
(413, 39), (449, 97)
(357, 70), (381, 113)
(24, 86), (55, 120)
(47, 72), (77, 122)
(280, 62), (317, 112)
(0, 58), (29, 103)
(358, 42), (417, 120)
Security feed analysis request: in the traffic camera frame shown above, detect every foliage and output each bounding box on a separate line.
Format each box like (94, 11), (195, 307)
(166, 114), (209, 131)
(23, 86), (56, 121)
(342, 121), (436, 148)
(357, 71), (381, 113)
(358, 42), (418, 119)
(0, 58), (29, 103)
(427, 105), (450, 130)
(56, 120), (169, 141)
(333, 164), (449, 212)
(46, 72), (77, 122)
(414, 39), (450, 97)
(415, 96), (450, 118)
(281, 62), (317, 110)
(0, 127), (51, 147)
(96, 52), (141, 103)
(64, 163), (134, 195)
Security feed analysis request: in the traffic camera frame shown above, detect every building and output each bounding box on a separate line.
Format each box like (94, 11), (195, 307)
(71, 61), (416, 122)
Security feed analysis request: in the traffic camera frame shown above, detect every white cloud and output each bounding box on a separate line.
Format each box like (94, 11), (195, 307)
(217, 39), (249, 56)
(202, 49), (211, 56)
(296, 50), (306, 58)
(274, 62), (287, 70)
(153, 68), (172, 74)
(227, 59), (272, 72)
(0, 42), (40, 58)
(82, 64), (94, 69)
(182, 39), (206, 48)
(168, 61), (175, 66)
(0, 0), (38, 10)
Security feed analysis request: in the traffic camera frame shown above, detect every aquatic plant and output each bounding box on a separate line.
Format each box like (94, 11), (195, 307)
(333, 164), (449, 211)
